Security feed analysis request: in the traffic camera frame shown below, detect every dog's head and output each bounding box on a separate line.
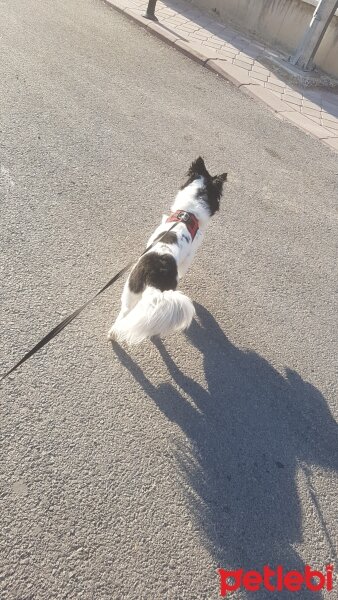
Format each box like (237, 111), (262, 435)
(182, 156), (227, 215)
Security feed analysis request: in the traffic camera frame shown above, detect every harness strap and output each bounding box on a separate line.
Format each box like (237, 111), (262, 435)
(166, 210), (199, 241)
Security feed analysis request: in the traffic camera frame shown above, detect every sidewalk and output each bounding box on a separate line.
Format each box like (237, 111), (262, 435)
(105, 0), (338, 152)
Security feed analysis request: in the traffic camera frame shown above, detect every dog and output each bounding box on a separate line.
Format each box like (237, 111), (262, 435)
(108, 157), (227, 344)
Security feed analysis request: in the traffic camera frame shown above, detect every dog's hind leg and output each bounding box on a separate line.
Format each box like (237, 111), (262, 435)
(108, 279), (140, 340)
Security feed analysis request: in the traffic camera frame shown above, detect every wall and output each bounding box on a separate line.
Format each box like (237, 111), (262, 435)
(187, 0), (338, 78)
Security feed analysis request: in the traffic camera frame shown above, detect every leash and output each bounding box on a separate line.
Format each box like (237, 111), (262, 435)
(0, 222), (179, 383)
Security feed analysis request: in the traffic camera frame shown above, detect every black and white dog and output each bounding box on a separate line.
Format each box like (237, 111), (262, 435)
(108, 157), (227, 344)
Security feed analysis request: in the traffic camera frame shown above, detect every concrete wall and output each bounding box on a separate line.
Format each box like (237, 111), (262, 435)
(188, 0), (338, 78)
(314, 5), (338, 78)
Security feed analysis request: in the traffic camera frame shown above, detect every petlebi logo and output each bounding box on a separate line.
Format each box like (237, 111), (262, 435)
(217, 564), (334, 596)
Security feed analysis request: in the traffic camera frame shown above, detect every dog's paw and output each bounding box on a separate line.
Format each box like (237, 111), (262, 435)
(107, 326), (117, 342)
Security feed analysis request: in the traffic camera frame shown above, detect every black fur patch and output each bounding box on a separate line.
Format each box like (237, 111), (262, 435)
(181, 156), (227, 216)
(153, 231), (178, 245)
(129, 252), (178, 294)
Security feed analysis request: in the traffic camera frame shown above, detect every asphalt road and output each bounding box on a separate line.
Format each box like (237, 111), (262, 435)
(1, 0), (337, 598)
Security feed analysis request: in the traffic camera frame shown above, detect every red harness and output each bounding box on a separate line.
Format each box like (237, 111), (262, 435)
(166, 210), (199, 241)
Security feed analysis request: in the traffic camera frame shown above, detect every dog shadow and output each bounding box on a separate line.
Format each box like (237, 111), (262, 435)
(112, 303), (337, 598)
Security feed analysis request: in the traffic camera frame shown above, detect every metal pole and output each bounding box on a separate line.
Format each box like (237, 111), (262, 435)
(289, 0), (338, 70)
(143, 0), (158, 21)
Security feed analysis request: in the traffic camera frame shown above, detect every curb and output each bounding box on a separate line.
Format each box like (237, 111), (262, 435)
(103, 0), (337, 153)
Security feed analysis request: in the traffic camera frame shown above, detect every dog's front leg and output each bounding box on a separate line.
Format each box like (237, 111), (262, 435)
(178, 232), (203, 278)
(177, 253), (194, 279)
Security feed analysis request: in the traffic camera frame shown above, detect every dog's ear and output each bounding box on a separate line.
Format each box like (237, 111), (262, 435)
(211, 173), (227, 205)
(213, 172), (227, 188)
(187, 156), (208, 177)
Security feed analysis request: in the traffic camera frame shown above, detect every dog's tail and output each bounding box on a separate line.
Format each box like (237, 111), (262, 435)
(109, 287), (195, 345)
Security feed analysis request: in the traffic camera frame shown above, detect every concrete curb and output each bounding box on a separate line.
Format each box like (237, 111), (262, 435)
(103, 0), (337, 152)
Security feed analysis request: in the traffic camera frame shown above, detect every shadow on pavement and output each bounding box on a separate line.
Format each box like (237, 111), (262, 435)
(112, 303), (338, 598)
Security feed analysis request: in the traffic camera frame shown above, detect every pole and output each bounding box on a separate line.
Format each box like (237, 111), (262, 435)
(289, 0), (338, 70)
(143, 0), (158, 21)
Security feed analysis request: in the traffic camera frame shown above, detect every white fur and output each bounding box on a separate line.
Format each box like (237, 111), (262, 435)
(109, 287), (195, 345)
(108, 176), (212, 344)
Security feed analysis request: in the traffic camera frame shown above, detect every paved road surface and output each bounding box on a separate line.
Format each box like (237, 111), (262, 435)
(1, 1), (337, 598)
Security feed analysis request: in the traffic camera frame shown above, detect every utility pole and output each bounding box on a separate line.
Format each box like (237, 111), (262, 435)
(144, 0), (158, 21)
(289, 0), (338, 70)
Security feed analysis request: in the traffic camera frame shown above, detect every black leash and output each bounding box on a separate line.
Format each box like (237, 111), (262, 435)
(0, 223), (178, 383)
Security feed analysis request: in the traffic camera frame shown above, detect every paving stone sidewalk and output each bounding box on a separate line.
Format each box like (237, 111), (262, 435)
(105, 0), (338, 152)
